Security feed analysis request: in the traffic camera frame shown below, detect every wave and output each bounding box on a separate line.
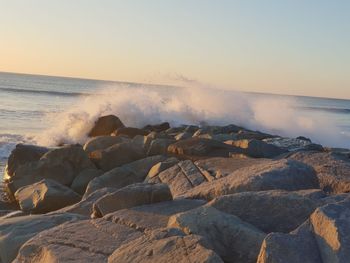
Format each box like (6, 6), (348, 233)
(0, 86), (90, 97)
(299, 106), (350, 114)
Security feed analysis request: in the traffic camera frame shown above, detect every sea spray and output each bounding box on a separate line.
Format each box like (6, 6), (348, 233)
(34, 84), (349, 148)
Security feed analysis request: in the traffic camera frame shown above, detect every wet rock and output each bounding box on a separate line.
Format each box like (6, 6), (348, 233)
(88, 115), (125, 137)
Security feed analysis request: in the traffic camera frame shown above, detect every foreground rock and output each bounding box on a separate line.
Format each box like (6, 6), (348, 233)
(168, 206), (265, 263)
(88, 115), (124, 137)
(85, 155), (166, 196)
(289, 151), (350, 193)
(15, 179), (81, 214)
(6, 144), (94, 196)
(0, 213), (85, 263)
(71, 168), (103, 195)
(108, 229), (223, 263)
(92, 183), (172, 218)
(184, 159), (319, 200)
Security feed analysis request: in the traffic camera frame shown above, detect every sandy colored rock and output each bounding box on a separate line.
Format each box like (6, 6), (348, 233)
(88, 115), (124, 137)
(146, 157), (179, 179)
(168, 206), (265, 263)
(15, 179), (81, 213)
(83, 135), (130, 154)
(71, 168), (103, 195)
(92, 183), (172, 218)
(184, 159), (319, 200)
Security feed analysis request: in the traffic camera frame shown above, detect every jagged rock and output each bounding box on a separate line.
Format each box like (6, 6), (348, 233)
(15, 179), (81, 214)
(104, 199), (206, 230)
(145, 157), (179, 181)
(167, 138), (242, 158)
(7, 145), (94, 196)
(236, 130), (275, 140)
(208, 189), (323, 233)
(4, 144), (49, 180)
(147, 138), (175, 155)
(257, 221), (322, 263)
(226, 139), (287, 158)
(88, 115), (124, 137)
(85, 155), (167, 197)
(184, 159), (319, 200)
(108, 229), (223, 263)
(92, 183), (172, 218)
(0, 213), (85, 263)
(168, 206), (265, 263)
(83, 135), (130, 154)
(89, 141), (146, 171)
(71, 168), (103, 195)
(143, 122), (170, 132)
(289, 151), (350, 193)
(112, 127), (149, 138)
(14, 218), (142, 263)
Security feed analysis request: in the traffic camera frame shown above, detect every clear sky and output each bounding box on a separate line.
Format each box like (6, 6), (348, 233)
(0, 0), (349, 98)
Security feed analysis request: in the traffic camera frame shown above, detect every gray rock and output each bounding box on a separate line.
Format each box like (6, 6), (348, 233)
(83, 135), (130, 154)
(145, 157), (179, 180)
(71, 168), (103, 195)
(147, 138), (175, 156)
(88, 115), (124, 137)
(112, 127), (148, 138)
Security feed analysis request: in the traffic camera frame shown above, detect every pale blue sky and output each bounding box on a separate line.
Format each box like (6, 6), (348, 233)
(0, 0), (349, 98)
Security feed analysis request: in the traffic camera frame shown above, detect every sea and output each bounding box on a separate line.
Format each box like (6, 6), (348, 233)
(1, 71), (350, 175)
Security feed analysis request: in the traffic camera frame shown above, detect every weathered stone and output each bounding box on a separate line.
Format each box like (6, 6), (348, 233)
(143, 122), (170, 132)
(108, 229), (223, 263)
(236, 130), (275, 140)
(175, 131), (193, 140)
(168, 206), (265, 263)
(15, 179), (81, 214)
(88, 115), (124, 137)
(85, 155), (167, 197)
(145, 157), (179, 180)
(184, 159), (319, 200)
(89, 141), (146, 171)
(92, 183), (172, 218)
(83, 135), (130, 154)
(0, 213), (85, 263)
(147, 138), (175, 156)
(71, 168), (103, 195)
(112, 127), (149, 138)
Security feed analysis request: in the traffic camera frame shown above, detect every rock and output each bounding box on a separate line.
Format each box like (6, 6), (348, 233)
(15, 179), (81, 214)
(167, 138), (242, 158)
(89, 141), (146, 171)
(4, 144), (49, 180)
(208, 189), (322, 233)
(85, 155), (167, 197)
(264, 137), (316, 151)
(83, 135), (130, 154)
(174, 131), (193, 140)
(104, 199), (206, 231)
(257, 221), (322, 263)
(296, 136), (312, 142)
(226, 139), (287, 158)
(108, 229), (223, 263)
(112, 127), (149, 138)
(168, 206), (265, 263)
(143, 122), (170, 132)
(0, 213), (85, 263)
(236, 130), (275, 140)
(71, 168), (103, 195)
(184, 159), (319, 200)
(310, 199), (350, 262)
(6, 144), (95, 196)
(92, 183), (172, 218)
(88, 115), (124, 137)
(14, 218), (142, 263)
(289, 151), (350, 193)
(147, 138), (175, 155)
(145, 157), (179, 180)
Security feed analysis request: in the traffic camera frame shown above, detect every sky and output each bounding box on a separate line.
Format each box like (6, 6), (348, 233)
(0, 0), (349, 99)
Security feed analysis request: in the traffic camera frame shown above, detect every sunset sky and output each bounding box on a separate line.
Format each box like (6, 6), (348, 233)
(1, 0), (349, 98)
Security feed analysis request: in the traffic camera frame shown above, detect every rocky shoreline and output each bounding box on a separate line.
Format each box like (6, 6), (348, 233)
(1, 114), (350, 262)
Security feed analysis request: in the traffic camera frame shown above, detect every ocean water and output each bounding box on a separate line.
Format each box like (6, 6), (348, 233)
(1, 71), (350, 175)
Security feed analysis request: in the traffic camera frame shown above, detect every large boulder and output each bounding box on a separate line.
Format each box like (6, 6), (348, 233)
(226, 139), (287, 158)
(85, 155), (167, 197)
(89, 141), (146, 171)
(4, 144), (49, 180)
(112, 127), (149, 138)
(147, 138), (175, 156)
(184, 159), (319, 200)
(0, 213), (85, 263)
(92, 183), (173, 218)
(71, 168), (103, 195)
(6, 144), (95, 196)
(289, 151), (350, 193)
(15, 179), (81, 214)
(145, 157), (179, 180)
(168, 206), (265, 263)
(88, 115), (124, 137)
(83, 135), (130, 154)
(208, 189), (323, 233)
(167, 138), (242, 158)
(143, 122), (170, 132)
(108, 229), (223, 263)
